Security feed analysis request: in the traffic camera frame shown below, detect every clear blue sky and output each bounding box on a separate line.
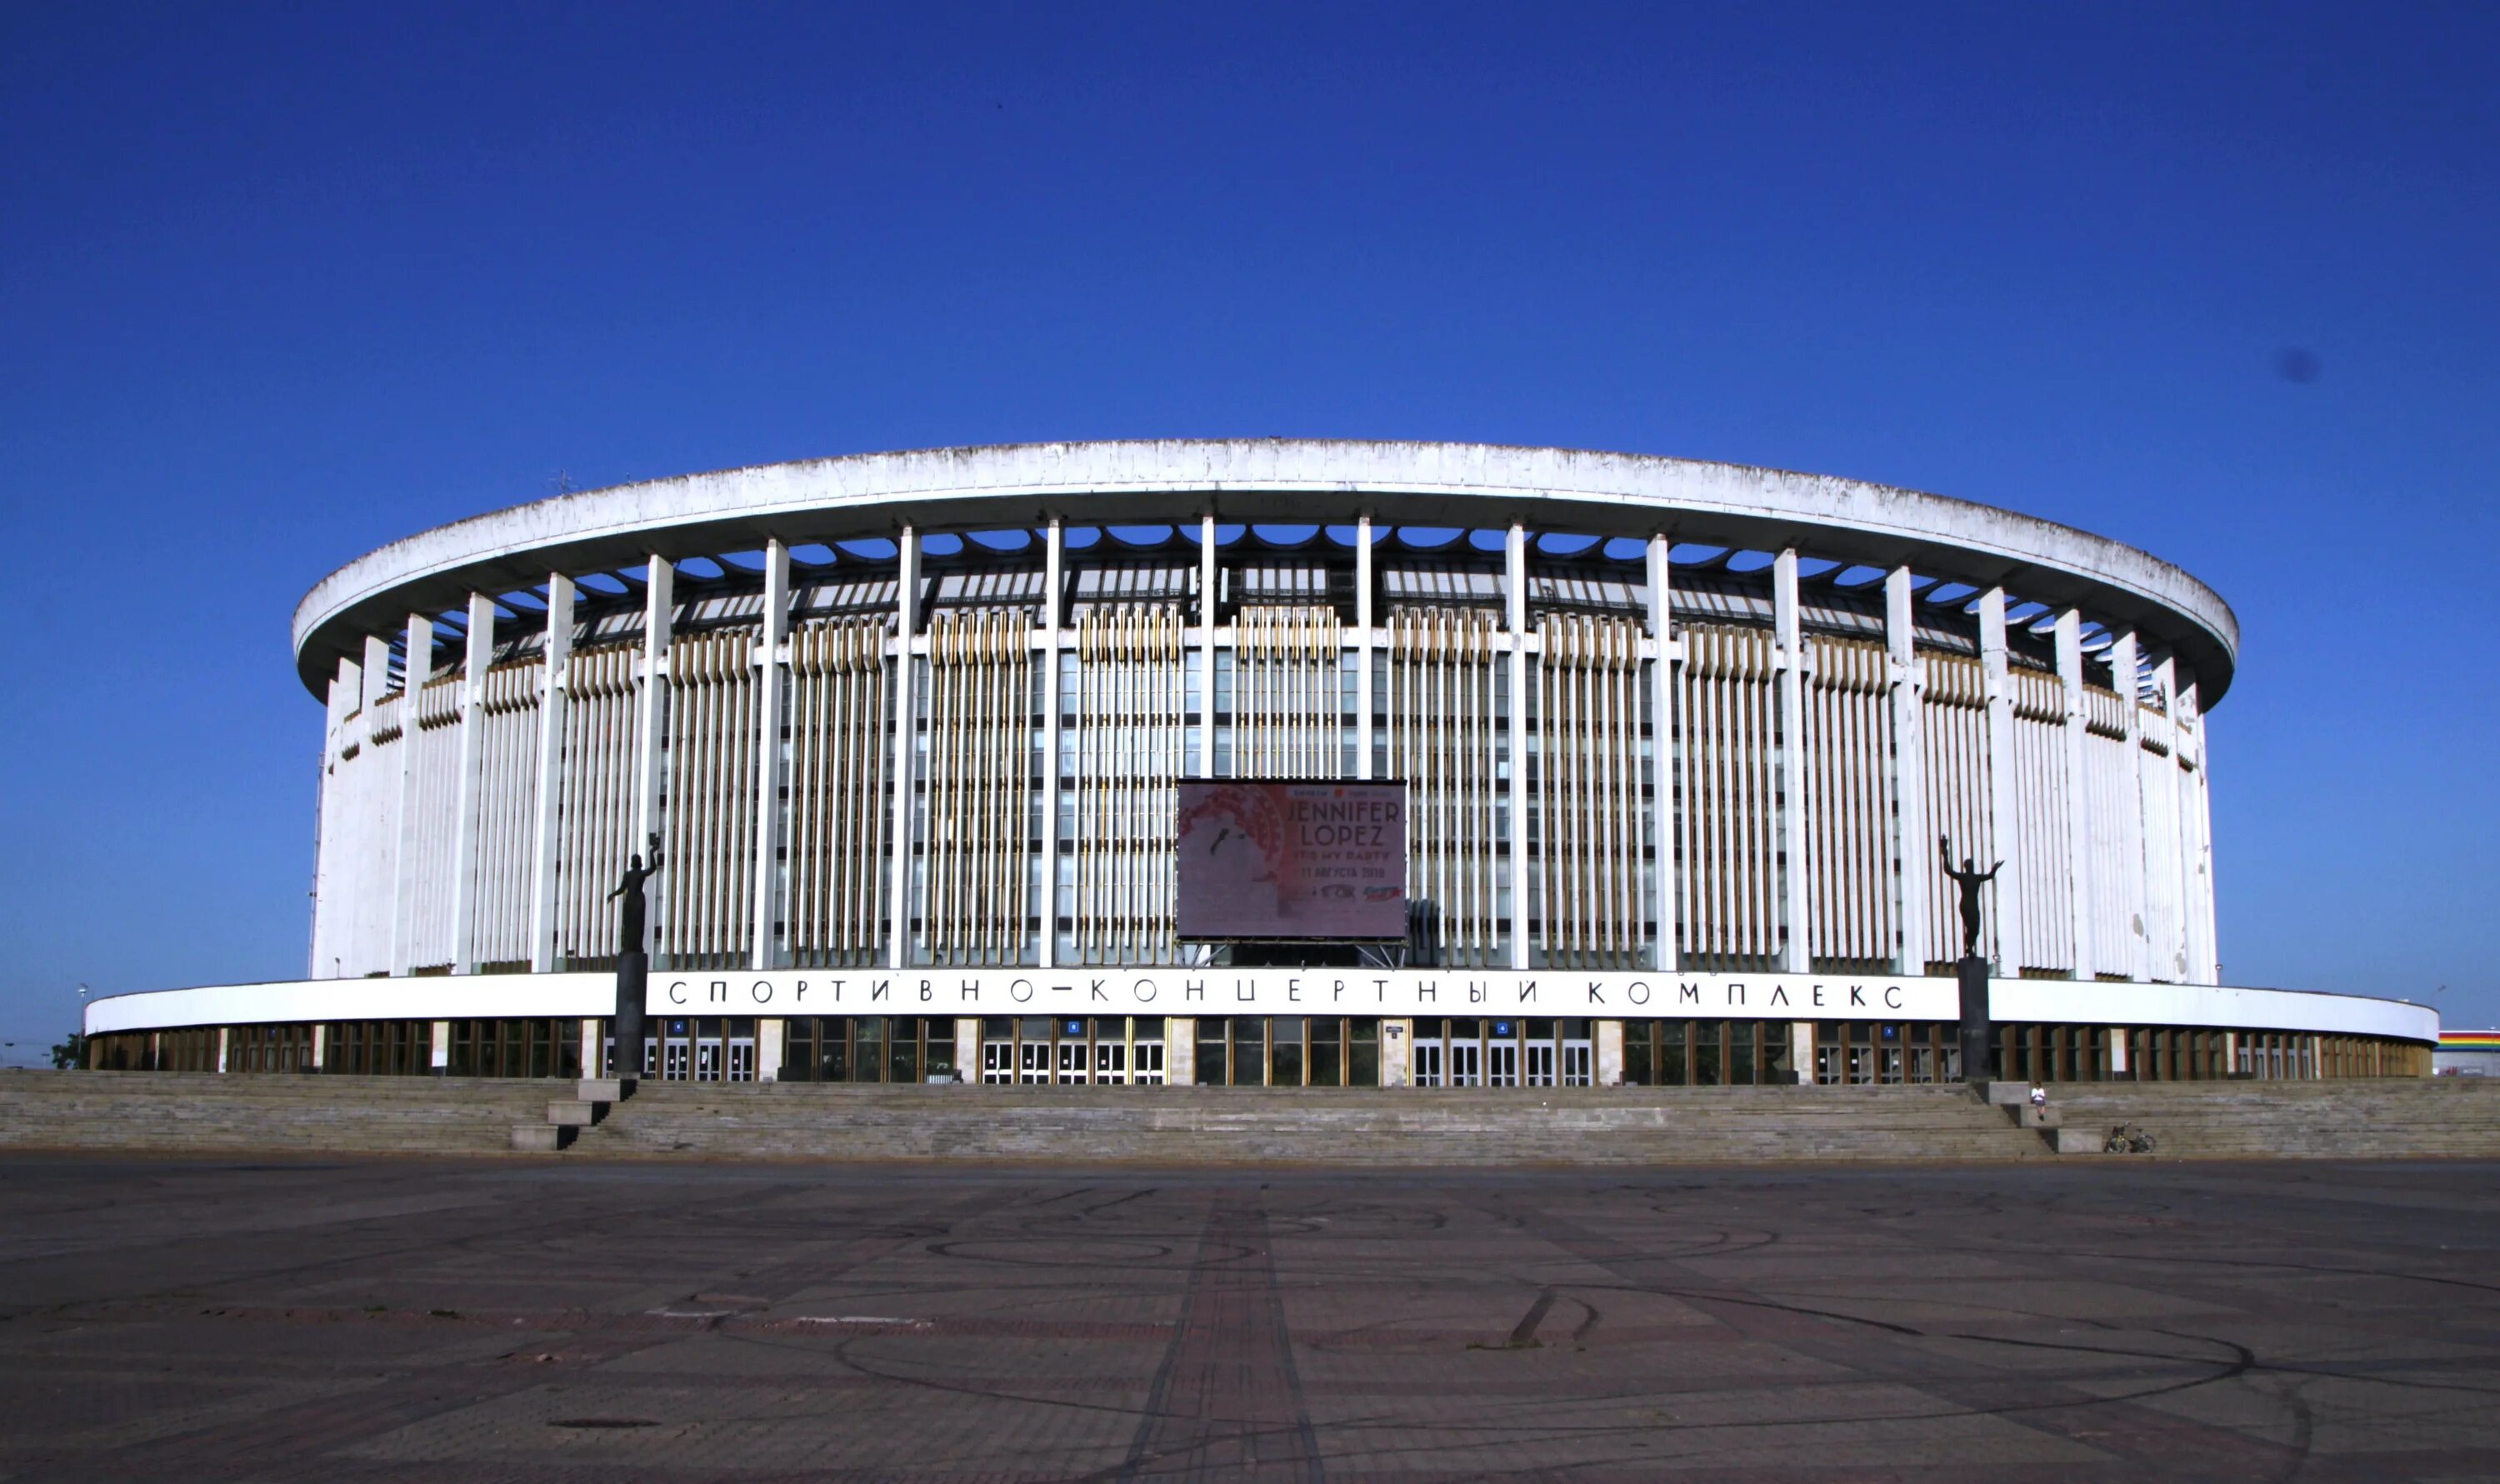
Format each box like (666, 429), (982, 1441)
(3, 2), (2493, 1061)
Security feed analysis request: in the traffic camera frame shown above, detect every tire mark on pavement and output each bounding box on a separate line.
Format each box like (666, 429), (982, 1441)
(1119, 1195), (1322, 1482)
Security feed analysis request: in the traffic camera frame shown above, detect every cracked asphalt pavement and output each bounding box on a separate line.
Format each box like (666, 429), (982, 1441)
(2, 1156), (2496, 1481)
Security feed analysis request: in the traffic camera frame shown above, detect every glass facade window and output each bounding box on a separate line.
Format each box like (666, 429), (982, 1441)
(1814, 1022), (1958, 1084)
(1411, 1017), (1591, 1087)
(447, 1019), (580, 1079)
(1622, 1021), (1790, 1087)
(782, 1017), (957, 1084)
(324, 1021), (432, 1076)
(627, 1016), (759, 1082)
(1185, 1017), (1382, 1087)
(973, 1016), (1166, 1086)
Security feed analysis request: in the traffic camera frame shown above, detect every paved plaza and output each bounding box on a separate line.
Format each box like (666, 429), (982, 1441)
(1, 1157), (2495, 1481)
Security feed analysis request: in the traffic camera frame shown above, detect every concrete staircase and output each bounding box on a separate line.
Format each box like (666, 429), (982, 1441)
(11, 1071), (2497, 1163)
(2039, 1077), (2500, 1158)
(562, 1082), (2049, 1164)
(0, 1070), (564, 1156)
(511, 1077), (627, 1151)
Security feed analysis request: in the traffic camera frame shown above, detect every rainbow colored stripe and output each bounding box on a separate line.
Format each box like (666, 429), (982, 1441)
(2439, 1030), (2500, 1049)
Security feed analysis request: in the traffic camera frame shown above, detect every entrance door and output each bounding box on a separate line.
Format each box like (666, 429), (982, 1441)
(1093, 1037), (1127, 1085)
(982, 1040), (1012, 1084)
(1560, 1042), (1592, 1086)
(1488, 1041), (1519, 1087)
(1057, 1037), (1088, 1085)
(1018, 1040), (1050, 1083)
(727, 1036), (756, 1082)
(1524, 1043), (1554, 1086)
(1413, 1040), (1442, 1087)
(1448, 1040), (1482, 1087)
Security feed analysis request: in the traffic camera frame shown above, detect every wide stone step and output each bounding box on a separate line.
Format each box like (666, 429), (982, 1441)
(11, 1072), (2493, 1162)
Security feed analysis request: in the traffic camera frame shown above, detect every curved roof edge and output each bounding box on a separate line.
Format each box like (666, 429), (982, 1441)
(292, 439), (2240, 702)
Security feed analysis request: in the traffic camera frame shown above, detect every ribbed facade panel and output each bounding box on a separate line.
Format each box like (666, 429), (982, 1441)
(1802, 637), (1893, 967)
(1067, 607), (1184, 965)
(785, 617), (892, 967)
(2082, 686), (2139, 977)
(552, 645), (638, 968)
(1530, 613), (1648, 968)
(1922, 653), (1992, 969)
(404, 677), (462, 971)
(917, 610), (1034, 966)
(470, 662), (542, 970)
(2008, 670), (2073, 975)
(1382, 608), (1506, 967)
(1676, 625), (1783, 967)
(660, 631), (755, 969)
(1230, 605), (1342, 780)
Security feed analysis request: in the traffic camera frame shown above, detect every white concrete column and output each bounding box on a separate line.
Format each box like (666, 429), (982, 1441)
(953, 1017), (981, 1081)
(1506, 522), (1530, 969)
(449, 594), (494, 973)
(2110, 631), (2147, 981)
(2148, 649), (2184, 982)
(1378, 1018), (1410, 1087)
(527, 575), (576, 972)
(752, 540), (789, 970)
(1039, 519), (1063, 968)
(1168, 1018), (1197, 1085)
(632, 557), (674, 851)
(1596, 1020), (1625, 1086)
(309, 1023), (326, 1071)
(2109, 1027), (2130, 1074)
(1978, 587), (2020, 971)
(1884, 567), (1928, 972)
(1355, 515), (1374, 780)
(360, 634), (393, 977)
(1647, 537), (1677, 972)
(362, 634), (392, 713)
(756, 1018), (784, 1082)
(215, 1026), (229, 1075)
(578, 1017), (598, 1078)
(2181, 671), (2220, 984)
(1772, 549), (1810, 973)
(2055, 610), (2094, 980)
(1791, 1022), (1815, 1082)
(887, 527), (921, 969)
(313, 660), (356, 977)
(1198, 515), (1218, 777)
(390, 612), (432, 977)
(429, 1019), (450, 1074)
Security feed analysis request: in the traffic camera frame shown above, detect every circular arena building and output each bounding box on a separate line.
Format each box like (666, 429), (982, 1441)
(87, 441), (2433, 1087)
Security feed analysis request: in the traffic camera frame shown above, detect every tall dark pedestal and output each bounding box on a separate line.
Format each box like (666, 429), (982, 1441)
(1956, 956), (1992, 1084)
(613, 950), (648, 1087)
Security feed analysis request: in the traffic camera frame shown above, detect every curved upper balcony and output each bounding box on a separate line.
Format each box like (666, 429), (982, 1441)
(292, 440), (2238, 702)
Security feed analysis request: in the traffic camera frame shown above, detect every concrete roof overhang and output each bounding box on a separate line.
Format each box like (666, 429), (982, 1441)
(292, 439), (2239, 702)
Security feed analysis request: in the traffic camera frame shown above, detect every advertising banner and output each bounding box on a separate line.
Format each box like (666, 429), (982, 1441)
(1175, 780), (1408, 940)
